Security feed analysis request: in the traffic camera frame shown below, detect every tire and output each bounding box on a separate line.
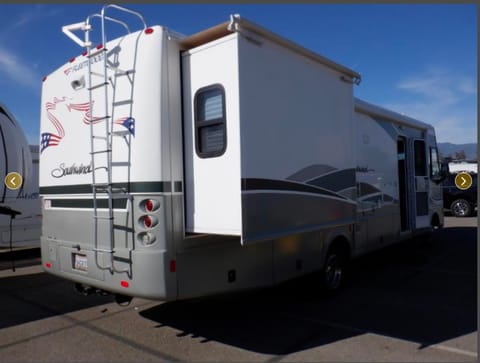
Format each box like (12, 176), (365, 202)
(321, 245), (348, 293)
(450, 199), (472, 217)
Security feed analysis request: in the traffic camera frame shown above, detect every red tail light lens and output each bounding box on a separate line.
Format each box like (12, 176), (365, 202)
(145, 199), (154, 212)
(144, 215), (152, 228)
(141, 199), (159, 212)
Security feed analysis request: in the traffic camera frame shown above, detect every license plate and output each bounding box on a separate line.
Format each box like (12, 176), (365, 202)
(73, 254), (88, 272)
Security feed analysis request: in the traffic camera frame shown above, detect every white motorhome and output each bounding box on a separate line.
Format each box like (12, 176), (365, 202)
(0, 104), (41, 249)
(39, 5), (443, 302)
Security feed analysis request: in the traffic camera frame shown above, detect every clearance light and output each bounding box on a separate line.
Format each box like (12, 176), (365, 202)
(69, 57), (76, 63)
(96, 43), (103, 50)
(82, 51), (88, 56)
(42, 76), (47, 82)
(120, 280), (129, 288)
(45, 262), (52, 268)
(170, 260), (176, 273)
(145, 28), (154, 35)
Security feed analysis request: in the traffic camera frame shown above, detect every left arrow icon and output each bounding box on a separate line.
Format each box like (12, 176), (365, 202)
(5, 172), (22, 190)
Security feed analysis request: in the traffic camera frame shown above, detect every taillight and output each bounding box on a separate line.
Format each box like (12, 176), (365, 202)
(140, 215), (157, 229)
(144, 215), (152, 228)
(145, 199), (154, 212)
(137, 198), (160, 246)
(138, 232), (156, 246)
(142, 199), (159, 212)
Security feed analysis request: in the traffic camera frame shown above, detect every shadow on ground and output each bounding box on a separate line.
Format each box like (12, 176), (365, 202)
(141, 227), (477, 355)
(1, 267), (113, 329)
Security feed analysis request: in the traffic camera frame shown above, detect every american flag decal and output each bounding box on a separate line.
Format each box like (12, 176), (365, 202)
(115, 117), (135, 136)
(42, 97), (67, 153)
(41, 97), (136, 153)
(41, 133), (62, 152)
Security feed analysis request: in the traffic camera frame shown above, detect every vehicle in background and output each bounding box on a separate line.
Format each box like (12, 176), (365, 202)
(447, 161), (477, 174)
(441, 161), (477, 217)
(0, 104), (41, 249)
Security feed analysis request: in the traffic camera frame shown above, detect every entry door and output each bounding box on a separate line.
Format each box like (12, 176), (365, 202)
(412, 139), (430, 229)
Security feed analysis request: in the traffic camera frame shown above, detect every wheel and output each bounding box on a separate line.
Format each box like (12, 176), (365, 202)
(321, 245), (348, 293)
(450, 199), (472, 217)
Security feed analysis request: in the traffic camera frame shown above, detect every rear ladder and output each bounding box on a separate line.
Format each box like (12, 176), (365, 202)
(62, 4), (147, 275)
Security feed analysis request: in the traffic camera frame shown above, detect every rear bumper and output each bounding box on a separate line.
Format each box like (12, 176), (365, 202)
(41, 237), (177, 300)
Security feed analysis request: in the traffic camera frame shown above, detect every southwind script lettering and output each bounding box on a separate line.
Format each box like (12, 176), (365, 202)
(51, 162), (93, 178)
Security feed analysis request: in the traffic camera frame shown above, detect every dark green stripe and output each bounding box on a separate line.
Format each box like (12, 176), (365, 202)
(40, 181), (181, 195)
(174, 181), (183, 193)
(51, 199), (128, 209)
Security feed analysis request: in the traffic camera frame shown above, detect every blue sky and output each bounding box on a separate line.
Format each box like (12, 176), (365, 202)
(0, 4), (477, 145)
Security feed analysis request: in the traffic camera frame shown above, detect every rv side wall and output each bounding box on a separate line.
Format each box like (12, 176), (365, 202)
(354, 112), (402, 255)
(237, 32), (356, 244)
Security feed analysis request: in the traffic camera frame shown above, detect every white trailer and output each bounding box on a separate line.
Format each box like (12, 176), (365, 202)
(39, 5), (443, 302)
(0, 104), (41, 249)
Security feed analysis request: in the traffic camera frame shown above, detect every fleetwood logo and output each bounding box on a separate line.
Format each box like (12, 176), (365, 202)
(41, 97), (135, 153)
(63, 52), (104, 76)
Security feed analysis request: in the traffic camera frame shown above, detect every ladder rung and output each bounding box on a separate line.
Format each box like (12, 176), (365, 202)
(112, 130), (131, 137)
(94, 187), (128, 195)
(89, 116), (111, 122)
(90, 71), (104, 78)
(94, 216), (113, 221)
(93, 183), (110, 187)
(90, 149), (111, 155)
(88, 48), (107, 58)
(113, 224), (134, 233)
(114, 70), (135, 77)
(88, 82), (109, 91)
(94, 185), (110, 192)
(93, 248), (114, 253)
(113, 100), (133, 107)
(111, 161), (130, 167)
(111, 187), (127, 193)
(92, 135), (108, 140)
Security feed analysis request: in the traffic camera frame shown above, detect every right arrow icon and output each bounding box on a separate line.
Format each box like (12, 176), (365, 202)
(455, 172), (473, 190)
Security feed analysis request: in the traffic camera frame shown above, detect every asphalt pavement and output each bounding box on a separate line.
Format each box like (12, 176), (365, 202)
(0, 217), (477, 362)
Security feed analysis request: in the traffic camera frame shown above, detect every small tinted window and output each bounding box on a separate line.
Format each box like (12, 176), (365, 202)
(194, 85), (226, 158)
(430, 147), (440, 178)
(414, 140), (426, 176)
